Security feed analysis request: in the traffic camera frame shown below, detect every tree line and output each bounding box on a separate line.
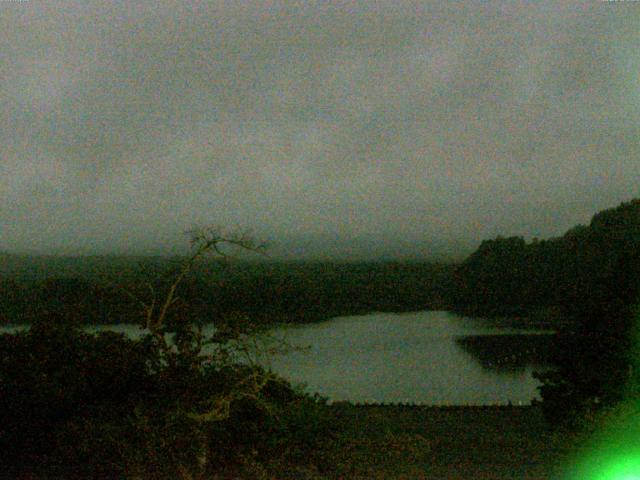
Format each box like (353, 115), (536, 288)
(450, 199), (640, 322)
(450, 198), (640, 423)
(0, 260), (454, 327)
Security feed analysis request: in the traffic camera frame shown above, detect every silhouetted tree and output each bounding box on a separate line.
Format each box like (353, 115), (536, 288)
(0, 227), (332, 478)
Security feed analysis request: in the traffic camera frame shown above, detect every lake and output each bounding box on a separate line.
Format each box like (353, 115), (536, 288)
(261, 311), (554, 405)
(1, 311), (555, 405)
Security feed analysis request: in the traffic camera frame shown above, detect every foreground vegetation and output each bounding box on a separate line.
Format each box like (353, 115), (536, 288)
(0, 311), (614, 479)
(0, 321), (573, 480)
(0, 229), (336, 479)
(0, 316), (346, 479)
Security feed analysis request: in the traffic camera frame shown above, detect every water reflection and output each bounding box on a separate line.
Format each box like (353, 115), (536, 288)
(264, 311), (555, 405)
(454, 334), (554, 374)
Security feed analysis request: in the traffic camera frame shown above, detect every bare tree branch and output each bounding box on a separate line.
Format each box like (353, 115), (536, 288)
(136, 226), (267, 367)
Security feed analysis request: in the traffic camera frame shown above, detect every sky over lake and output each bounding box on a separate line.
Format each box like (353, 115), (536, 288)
(2, 1), (639, 259)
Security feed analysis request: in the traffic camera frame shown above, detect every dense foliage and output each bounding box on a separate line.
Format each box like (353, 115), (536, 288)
(0, 230), (340, 479)
(0, 260), (454, 326)
(452, 199), (640, 423)
(0, 307), (336, 479)
(451, 199), (640, 322)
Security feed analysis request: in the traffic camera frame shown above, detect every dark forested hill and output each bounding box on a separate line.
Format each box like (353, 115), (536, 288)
(0, 258), (454, 326)
(450, 198), (640, 322)
(451, 199), (640, 418)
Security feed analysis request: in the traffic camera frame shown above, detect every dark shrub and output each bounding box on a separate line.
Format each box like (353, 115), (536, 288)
(0, 312), (331, 478)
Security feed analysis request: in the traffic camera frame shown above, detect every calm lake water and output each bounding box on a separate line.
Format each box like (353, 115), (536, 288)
(1, 311), (555, 405)
(261, 311), (554, 405)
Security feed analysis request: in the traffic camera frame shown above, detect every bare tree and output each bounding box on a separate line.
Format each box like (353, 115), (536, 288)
(120, 227), (286, 479)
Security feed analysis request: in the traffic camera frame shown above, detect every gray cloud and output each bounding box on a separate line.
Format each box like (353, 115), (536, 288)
(1, 1), (639, 259)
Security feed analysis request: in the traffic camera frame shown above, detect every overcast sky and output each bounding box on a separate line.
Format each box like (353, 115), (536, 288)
(1, 1), (639, 259)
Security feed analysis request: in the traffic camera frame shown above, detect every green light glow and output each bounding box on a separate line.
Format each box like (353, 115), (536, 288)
(563, 305), (640, 480)
(563, 399), (640, 480)
(597, 456), (640, 480)
(567, 449), (640, 480)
